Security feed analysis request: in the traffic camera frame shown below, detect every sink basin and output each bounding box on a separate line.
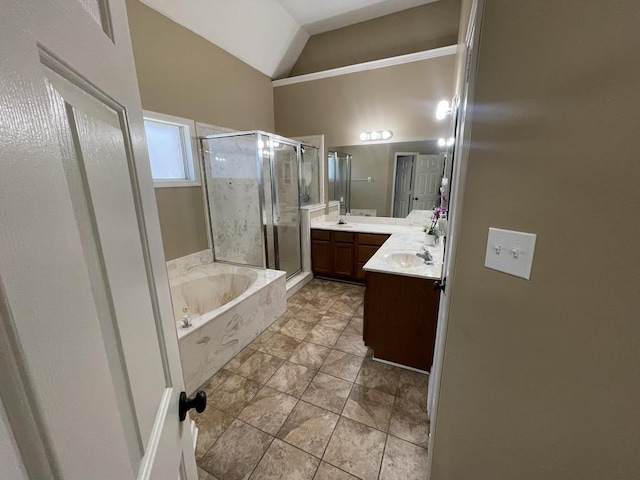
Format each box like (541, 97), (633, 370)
(383, 252), (423, 268)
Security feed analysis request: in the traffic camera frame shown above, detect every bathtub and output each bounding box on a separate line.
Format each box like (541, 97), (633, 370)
(168, 254), (286, 394)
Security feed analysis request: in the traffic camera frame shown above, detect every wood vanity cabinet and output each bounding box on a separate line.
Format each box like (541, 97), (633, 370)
(311, 229), (389, 284)
(363, 271), (440, 371)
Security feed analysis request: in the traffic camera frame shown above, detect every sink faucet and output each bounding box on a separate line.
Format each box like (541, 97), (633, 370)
(416, 246), (433, 264)
(181, 314), (192, 328)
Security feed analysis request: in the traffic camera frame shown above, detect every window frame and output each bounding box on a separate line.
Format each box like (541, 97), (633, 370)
(142, 110), (201, 188)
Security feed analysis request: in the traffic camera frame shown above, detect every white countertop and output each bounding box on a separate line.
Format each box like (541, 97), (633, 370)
(310, 213), (443, 280)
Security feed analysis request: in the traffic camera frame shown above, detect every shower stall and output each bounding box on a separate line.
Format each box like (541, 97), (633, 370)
(328, 151), (352, 215)
(201, 131), (314, 279)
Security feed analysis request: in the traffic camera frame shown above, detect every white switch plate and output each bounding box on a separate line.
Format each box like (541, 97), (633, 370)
(484, 228), (537, 280)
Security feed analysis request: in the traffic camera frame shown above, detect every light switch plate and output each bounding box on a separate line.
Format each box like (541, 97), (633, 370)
(484, 228), (537, 279)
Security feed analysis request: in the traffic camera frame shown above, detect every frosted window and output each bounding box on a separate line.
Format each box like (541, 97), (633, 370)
(144, 120), (187, 180)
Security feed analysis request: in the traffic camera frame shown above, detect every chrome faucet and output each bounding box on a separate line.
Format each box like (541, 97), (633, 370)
(181, 314), (192, 328)
(416, 246), (433, 264)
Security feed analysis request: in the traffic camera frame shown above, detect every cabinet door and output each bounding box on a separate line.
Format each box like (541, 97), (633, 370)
(334, 242), (355, 278)
(312, 240), (332, 275)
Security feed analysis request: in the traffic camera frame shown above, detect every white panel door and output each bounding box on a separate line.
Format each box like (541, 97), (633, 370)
(413, 154), (444, 210)
(0, 1), (198, 479)
(393, 155), (415, 217)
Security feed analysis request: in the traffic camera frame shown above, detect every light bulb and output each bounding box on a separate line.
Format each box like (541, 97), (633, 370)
(273, 141), (280, 147)
(437, 138), (446, 147)
(370, 131), (381, 140)
(381, 130), (392, 140)
(436, 100), (450, 120)
(360, 132), (369, 141)
(447, 137), (455, 146)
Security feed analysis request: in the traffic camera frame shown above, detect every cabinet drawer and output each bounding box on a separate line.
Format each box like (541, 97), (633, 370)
(311, 229), (331, 241)
(333, 232), (355, 244)
(357, 245), (379, 263)
(357, 233), (389, 246)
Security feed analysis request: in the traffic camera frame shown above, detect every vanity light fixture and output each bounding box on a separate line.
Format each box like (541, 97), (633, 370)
(437, 137), (455, 147)
(360, 130), (393, 142)
(435, 100), (452, 120)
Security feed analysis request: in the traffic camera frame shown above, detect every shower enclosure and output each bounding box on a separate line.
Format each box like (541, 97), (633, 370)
(201, 131), (311, 279)
(328, 151), (352, 215)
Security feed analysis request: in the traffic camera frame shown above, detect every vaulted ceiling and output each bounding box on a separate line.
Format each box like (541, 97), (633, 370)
(138, 0), (438, 79)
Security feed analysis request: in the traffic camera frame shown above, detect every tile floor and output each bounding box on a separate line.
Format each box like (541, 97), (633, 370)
(194, 278), (430, 480)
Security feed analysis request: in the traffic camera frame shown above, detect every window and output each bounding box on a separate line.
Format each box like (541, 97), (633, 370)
(143, 111), (199, 187)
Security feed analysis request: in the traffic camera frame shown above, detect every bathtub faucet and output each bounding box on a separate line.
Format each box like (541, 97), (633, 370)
(181, 315), (192, 328)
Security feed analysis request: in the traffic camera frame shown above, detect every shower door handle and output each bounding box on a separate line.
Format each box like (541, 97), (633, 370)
(179, 391), (206, 421)
(274, 213), (280, 223)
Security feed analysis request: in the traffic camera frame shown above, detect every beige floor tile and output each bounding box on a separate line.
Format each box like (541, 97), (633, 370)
(327, 299), (357, 316)
(211, 373), (261, 416)
(200, 369), (234, 398)
(237, 386), (298, 435)
(289, 342), (332, 369)
(267, 315), (290, 333)
(235, 351), (283, 384)
(319, 350), (363, 382)
(396, 370), (429, 407)
(297, 287), (320, 302)
(193, 407), (235, 460)
(280, 317), (315, 341)
(379, 435), (428, 480)
(343, 317), (363, 335)
(342, 384), (394, 432)
(249, 330), (276, 349)
(318, 312), (351, 331)
(200, 419), (272, 480)
(258, 333), (300, 360)
(388, 397), (429, 448)
(301, 372), (352, 414)
(197, 466), (219, 480)
(266, 361), (316, 397)
(355, 359), (400, 396)
(338, 290), (364, 305)
(249, 439), (319, 480)
(277, 400), (339, 458)
(307, 295), (338, 314)
(333, 331), (369, 357)
(323, 417), (386, 480)
(296, 307), (326, 325)
(305, 324), (342, 348)
(313, 462), (358, 480)
(224, 346), (257, 372)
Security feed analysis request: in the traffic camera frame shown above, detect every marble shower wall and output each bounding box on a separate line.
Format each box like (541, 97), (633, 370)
(205, 135), (264, 267)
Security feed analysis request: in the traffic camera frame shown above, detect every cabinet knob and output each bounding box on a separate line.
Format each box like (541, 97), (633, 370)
(433, 281), (446, 292)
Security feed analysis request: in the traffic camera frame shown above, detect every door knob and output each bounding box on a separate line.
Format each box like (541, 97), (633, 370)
(433, 280), (446, 292)
(179, 391), (207, 421)
(413, 197), (419, 200)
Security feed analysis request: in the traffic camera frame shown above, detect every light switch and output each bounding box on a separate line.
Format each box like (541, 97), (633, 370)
(484, 228), (537, 280)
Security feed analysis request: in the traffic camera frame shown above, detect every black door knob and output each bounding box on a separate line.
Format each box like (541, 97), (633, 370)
(413, 197), (419, 200)
(179, 391), (207, 421)
(433, 281), (446, 292)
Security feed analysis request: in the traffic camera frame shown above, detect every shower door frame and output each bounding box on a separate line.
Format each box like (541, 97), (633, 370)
(200, 130), (304, 279)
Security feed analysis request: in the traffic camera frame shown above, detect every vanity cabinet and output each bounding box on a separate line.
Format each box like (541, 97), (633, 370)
(363, 271), (440, 371)
(311, 229), (389, 283)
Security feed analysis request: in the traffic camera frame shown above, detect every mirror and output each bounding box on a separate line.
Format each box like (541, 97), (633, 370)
(328, 140), (450, 218)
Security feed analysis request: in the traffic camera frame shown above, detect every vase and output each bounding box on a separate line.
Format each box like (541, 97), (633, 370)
(425, 234), (437, 246)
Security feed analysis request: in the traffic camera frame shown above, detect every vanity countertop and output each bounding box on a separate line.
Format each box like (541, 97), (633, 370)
(363, 230), (443, 280)
(310, 213), (443, 280)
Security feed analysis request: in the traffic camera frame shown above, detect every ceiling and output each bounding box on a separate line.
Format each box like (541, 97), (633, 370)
(139, 0), (438, 79)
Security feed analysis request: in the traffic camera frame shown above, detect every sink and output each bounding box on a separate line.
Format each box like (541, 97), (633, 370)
(383, 252), (423, 268)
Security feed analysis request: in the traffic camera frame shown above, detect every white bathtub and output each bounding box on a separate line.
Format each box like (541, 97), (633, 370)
(168, 256), (286, 394)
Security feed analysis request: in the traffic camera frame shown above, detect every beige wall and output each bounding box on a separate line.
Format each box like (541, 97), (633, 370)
(275, 55), (455, 201)
(333, 141), (439, 216)
(126, 0), (275, 260)
(431, 1), (640, 478)
(290, 0), (460, 76)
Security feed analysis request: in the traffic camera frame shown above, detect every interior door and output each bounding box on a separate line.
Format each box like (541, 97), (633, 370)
(0, 1), (198, 479)
(393, 155), (415, 217)
(413, 154), (444, 210)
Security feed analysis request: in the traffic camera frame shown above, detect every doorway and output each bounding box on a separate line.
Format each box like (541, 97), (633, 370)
(391, 152), (444, 217)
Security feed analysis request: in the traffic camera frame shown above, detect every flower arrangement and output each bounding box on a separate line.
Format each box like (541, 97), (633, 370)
(424, 207), (448, 236)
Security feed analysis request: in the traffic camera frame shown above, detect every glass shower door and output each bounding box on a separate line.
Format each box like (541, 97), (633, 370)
(271, 139), (302, 278)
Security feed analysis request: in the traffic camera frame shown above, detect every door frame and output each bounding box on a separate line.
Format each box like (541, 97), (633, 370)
(389, 151), (419, 217)
(426, 0), (484, 477)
